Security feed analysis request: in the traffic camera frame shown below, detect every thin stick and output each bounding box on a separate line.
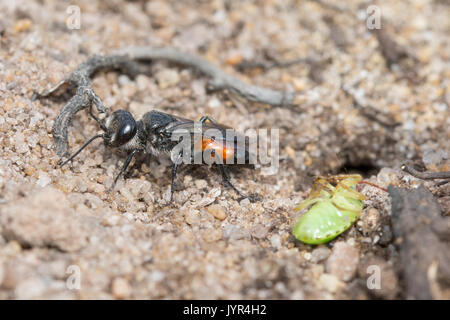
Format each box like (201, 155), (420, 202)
(117, 46), (294, 106)
(402, 163), (450, 180)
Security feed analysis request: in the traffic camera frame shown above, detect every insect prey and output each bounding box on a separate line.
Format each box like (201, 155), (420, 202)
(292, 174), (387, 245)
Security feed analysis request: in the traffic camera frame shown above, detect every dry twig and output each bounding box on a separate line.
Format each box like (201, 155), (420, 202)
(402, 162), (450, 180)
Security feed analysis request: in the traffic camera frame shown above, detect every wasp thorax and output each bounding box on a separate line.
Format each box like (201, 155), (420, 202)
(105, 110), (137, 147)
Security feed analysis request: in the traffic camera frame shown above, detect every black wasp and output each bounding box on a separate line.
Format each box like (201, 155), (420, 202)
(60, 108), (258, 203)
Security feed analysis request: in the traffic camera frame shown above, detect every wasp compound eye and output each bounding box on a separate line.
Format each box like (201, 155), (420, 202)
(106, 110), (137, 147)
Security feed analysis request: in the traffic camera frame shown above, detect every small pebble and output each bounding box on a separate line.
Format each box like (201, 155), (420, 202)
(202, 229), (222, 242)
(269, 234), (282, 249)
(290, 290), (305, 300)
(156, 69), (180, 89)
(240, 198), (250, 207)
(194, 179), (208, 189)
(145, 1), (171, 18)
(111, 278), (131, 299)
(319, 274), (343, 293)
(185, 211), (200, 226)
(102, 214), (121, 227)
(15, 278), (47, 299)
(208, 97), (222, 109)
(14, 132), (29, 154)
(136, 75), (151, 91)
(118, 75), (132, 86)
(377, 167), (400, 187)
(226, 52), (243, 66)
(250, 224), (269, 239)
(121, 84), (137, 97)
(14, 19), (32, 33)
(207, 204), (227, 221)
(223, 224), (250, 241)
(36, 171), (51, 187)
(326, 242), (359, 282)
(361, 208), (381, 234)
(150, 271), (165, 283)
(422, 149), (448, 170)
(310, 246), (331, 263)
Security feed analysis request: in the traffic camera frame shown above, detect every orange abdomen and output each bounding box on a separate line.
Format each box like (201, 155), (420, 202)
(200, 138), (234, 161)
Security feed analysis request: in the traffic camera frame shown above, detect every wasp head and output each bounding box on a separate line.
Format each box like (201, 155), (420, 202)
(104, 110), (137, 147)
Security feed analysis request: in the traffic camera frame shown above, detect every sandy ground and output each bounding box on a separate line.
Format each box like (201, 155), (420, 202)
(0, 0), (449, 299)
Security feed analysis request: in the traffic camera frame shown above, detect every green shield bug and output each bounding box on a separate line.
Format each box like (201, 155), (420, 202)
(293, 174), (370, 245)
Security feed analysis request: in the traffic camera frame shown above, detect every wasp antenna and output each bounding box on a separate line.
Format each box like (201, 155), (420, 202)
(59, 134), (104, 167)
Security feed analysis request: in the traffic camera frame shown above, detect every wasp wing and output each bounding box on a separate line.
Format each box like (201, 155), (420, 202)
(162, 115), (255, 165)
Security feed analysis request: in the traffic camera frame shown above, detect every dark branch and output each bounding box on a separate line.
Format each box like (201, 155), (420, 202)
(33, 54), (142, 156)
(117, 46), (294, 106)
(402, 163), (450, 180)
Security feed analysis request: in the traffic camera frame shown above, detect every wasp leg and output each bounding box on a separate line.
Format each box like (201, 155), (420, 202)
(199, 116), (218, 125)
(111, 149), (139, 189)
(218, 164), (260, 202)
(89, 101), (108, 132)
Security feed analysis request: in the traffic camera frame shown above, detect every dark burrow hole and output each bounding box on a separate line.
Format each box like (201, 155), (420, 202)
(336, 158), (380, 178)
